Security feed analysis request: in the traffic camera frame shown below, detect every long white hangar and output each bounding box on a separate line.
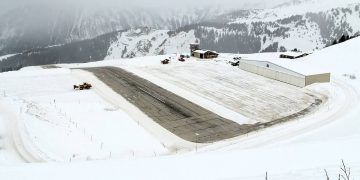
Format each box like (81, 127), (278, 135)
(238, 59), (330, 87)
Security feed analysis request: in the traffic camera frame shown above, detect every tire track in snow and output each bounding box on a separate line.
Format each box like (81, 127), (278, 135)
(0, 101), (43, 163)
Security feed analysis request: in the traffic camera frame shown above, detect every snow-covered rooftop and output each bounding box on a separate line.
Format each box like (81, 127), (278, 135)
(238, 50), (329, 75)
(193, 50), (217, 54)
(193, 50), (208, 54)
(280, 51), (309, 58)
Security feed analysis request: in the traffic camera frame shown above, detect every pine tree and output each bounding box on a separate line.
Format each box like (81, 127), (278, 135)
(339, 34), (346, 43)
(332, 39), (338, 45)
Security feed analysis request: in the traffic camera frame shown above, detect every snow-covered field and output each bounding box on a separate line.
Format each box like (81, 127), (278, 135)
(0, 68), (167, 163)
(0, 37), (359, 179)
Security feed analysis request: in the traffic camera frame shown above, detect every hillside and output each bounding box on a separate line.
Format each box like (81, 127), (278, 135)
(104, 0), (360, 58)
(0, 36), (359, 180)
(184, 1), (360, 53)
(0, 4), (228, 56)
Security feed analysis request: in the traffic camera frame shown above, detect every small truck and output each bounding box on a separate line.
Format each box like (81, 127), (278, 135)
(74, 82), (92, 90)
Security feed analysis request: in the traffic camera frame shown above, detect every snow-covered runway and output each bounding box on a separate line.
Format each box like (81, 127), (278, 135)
(196, 78), (358, 152)
(127, 61), (321, 123)
(0, 37), (360, 180)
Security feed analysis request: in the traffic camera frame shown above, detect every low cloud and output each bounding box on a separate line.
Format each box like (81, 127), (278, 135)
(0, 0), (291, 10)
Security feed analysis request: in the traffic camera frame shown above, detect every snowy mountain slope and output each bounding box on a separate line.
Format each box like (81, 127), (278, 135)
(190, 2), (360, 53)
(0, 4), (227, 56)
(233, 0), (360, 22)
(1, 0), (359, 71)
(105, 28), (197, 59)
(0, 30), (119, 72)
(0, 54), (17, 62)
(1, 0), (359, 57)
(0, 28), (197, 72)
(104, 1), (360, 58)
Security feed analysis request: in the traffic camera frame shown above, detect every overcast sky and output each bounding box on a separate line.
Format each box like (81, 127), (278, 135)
(0, 0), (292, 10)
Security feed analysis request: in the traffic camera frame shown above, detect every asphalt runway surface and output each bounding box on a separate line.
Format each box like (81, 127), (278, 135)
(82, 66), (323, 143)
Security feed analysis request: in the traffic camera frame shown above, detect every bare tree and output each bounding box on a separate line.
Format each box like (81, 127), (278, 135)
(339, 160), (351, 180)
(324, 169), (330, 180)
(324, 160), (353, 180)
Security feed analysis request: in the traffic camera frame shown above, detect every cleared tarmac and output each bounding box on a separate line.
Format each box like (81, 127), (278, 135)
(138, 62), (320, 122)
(82, 66), (323, 143)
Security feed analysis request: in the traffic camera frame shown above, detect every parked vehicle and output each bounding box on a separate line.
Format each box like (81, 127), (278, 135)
(178, 57), (185, 62)
(161, 59), (170, 64)
(74, 82), (92, 90)
(231, 61), (240, 66)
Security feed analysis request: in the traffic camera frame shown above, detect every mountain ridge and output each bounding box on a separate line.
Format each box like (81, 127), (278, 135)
(0, 0), (359, 71)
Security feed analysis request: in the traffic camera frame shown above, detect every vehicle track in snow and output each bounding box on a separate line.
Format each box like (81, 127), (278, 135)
(0, 101), (43, 163)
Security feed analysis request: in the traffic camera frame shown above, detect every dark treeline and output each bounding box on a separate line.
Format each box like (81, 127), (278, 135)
(331, 33), (360, 45)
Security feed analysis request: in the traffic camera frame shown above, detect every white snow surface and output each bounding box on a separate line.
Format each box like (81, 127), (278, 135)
(231, 0), (360, 23)
(105, 29), (196, 59)
(228, 1), (360, 52)
(0, 68), (167, 163)
(0, 37), (360, 179)
(120, 58), (318, 123)
(0, 54), (17, 62)
(239, 36), (360, 75)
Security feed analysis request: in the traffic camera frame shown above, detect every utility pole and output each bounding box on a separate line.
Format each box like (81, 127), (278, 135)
(195, 133), (199, 152)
